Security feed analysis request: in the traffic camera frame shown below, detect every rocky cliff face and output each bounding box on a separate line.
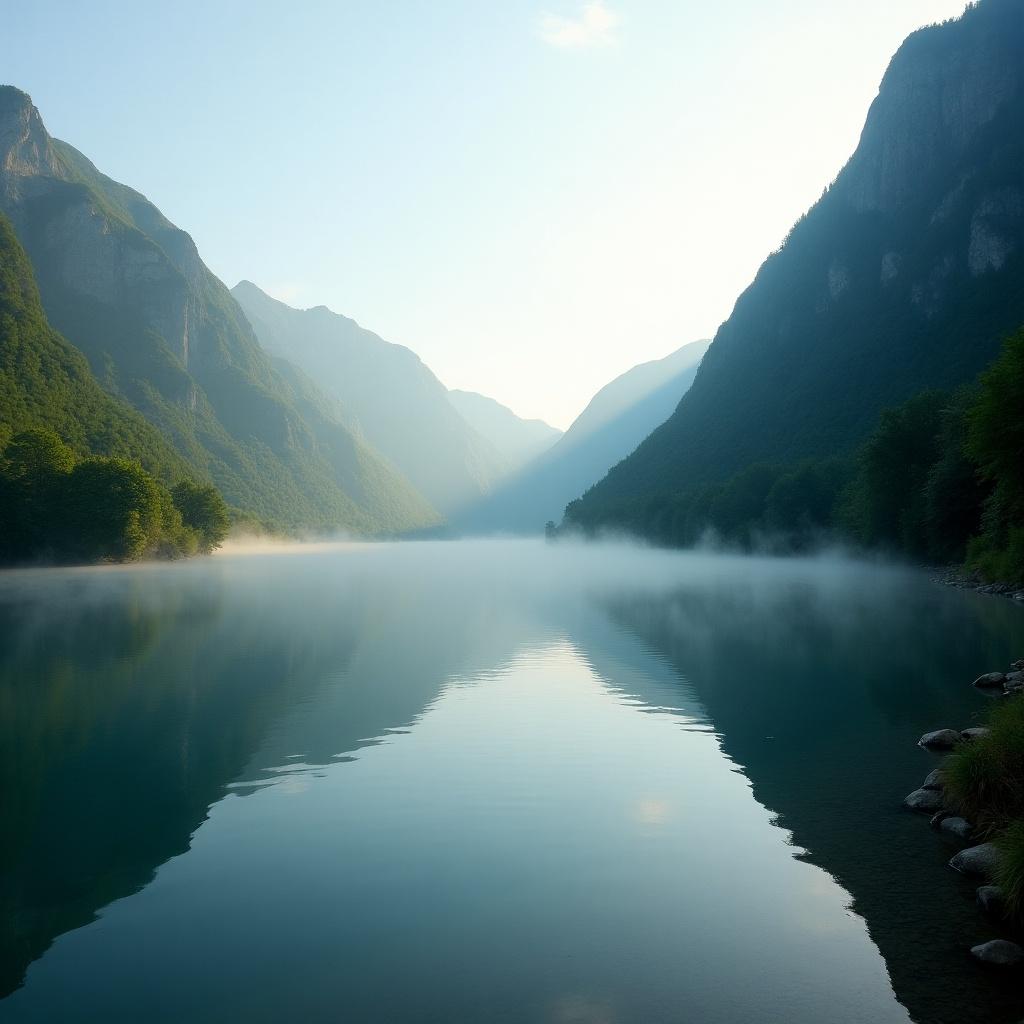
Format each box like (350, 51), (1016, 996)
(0, 86), (437, 533)
(570, 0), (1024, 518)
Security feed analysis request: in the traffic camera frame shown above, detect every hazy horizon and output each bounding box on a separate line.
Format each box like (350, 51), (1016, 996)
(7, 0), (968, 427)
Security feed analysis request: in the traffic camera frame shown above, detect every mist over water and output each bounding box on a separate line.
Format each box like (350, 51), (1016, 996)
(1, 540), (1023, 1023)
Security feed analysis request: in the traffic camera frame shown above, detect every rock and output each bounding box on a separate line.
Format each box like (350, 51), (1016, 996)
(1006, 671), (1024, 684)
(950, 843), (1002, 878)
(961, 727), (992, 741)
(977, 885), (1005, 916)
(1011, 659), (1024, 671)
(922, 767), (945, 790)
(940, 816), (974, 840)
(970, 939), (1024, 967)
(1013, 592), (1024, 602)
(919, 729), (962, 750)
(973, 672), (1006, 688)
(904, 788), (944, 812)
(930, 810), (951, 828)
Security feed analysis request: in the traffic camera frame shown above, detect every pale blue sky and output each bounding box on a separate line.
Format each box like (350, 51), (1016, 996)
(6, 1), (968, 427)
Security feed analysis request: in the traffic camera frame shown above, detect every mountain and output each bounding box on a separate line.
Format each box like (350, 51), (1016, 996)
(568, 0), (1024, 528)
(455, 339), (710, 533)
(0, 86), (436, 534)
(231, 280), (509, 515)
(447, 390), (560, 473)
(0, 210), (190, 478)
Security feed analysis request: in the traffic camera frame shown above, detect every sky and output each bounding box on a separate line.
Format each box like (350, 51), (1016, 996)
(6, 0), (969, 429)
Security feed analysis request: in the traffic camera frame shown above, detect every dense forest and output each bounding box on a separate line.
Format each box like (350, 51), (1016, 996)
(0, 428), (229, 564)
(565, 327), (1024, 584)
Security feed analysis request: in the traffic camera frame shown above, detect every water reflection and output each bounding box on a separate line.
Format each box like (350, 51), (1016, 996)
(0, 542), (1020, 1023)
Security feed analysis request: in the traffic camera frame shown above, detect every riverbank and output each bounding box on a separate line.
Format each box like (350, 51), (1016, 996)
(930, 566), (1024, 603)
(906, 654), (1024, 968)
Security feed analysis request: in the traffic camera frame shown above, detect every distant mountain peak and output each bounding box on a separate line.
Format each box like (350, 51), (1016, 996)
(0, 86), (65, 183)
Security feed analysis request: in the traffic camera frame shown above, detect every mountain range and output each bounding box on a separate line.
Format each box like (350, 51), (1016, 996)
(0, 86), (435, 534)
(231, 280), (543, 516)
(455, 338), (710, 533)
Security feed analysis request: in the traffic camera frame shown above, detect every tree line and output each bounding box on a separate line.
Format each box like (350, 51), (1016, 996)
(0, 428), (230, 565)
(565, 326), (1024, 584)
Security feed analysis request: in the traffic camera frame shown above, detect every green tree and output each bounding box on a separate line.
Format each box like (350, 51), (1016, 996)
(966, 329), (1024, 582)
(64, 458), (167, 562)
(172, 481), (230, 554)
(0, 428), (75, 559)
(842, 392), (948, 554)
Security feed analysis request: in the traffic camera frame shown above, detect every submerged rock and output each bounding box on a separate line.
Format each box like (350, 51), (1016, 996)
(973, 672), (1007, 688)
(940, 816), (974, 840)
(922, 767), (945, 790)
(904, 788), (944, 812)
(919, 729), (962, 750)
(961, 727), (992, 741)
(950, 843), (1002, 878)
(970, 939), (1024, 967)
(977, 885), (1005, 916)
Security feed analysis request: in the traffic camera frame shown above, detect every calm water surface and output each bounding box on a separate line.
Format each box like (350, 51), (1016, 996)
(1, 540), (1023, 1023)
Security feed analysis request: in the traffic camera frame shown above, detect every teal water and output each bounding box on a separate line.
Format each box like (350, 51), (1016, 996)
(1, 540), (1022, 1023)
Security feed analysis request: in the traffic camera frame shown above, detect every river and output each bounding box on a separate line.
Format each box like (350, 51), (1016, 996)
(1, 540), (1022, 1023)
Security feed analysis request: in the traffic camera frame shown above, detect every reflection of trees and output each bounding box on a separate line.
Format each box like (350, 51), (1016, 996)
(0, 560), (537, 1000)
(605, 576), (1024, 1024)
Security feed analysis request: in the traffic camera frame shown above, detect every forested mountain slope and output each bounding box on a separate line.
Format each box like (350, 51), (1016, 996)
(0, 86), (436, 534)
(0, 211), (188, 478)
(570, 0), (1024, 524)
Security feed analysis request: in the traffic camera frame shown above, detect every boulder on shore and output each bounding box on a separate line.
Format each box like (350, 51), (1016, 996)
(973, 672), (1007, 688)
(940, 816), (974, 840)
(922, 767), (945, 790)
(977, 885), (1005, 916)
(904, 788), (944, 812)
(919, 729), (961, 750)
(970, 939), (1024, 967)
(949, 843), (1002, 878)
(961, 727), (992, 741)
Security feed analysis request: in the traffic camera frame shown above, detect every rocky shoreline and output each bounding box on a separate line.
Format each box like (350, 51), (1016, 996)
(905, 657), (1024, 968)
(930, 567), (1024, 602)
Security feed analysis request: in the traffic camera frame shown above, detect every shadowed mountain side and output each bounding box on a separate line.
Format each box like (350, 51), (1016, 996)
(571, 0), (1024, 525)
(454, 340), (710, 534)
(605, 564), (1024, 1024)
(0, 87), (433, 533)
(231, 281), (509, 516)
(447, 390), (561, 474)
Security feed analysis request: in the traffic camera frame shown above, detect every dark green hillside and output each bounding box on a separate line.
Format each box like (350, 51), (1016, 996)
(571, 0), (1024, 526)
(0, 212), (187, 478)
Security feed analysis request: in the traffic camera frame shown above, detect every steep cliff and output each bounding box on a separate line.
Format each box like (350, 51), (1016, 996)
(569, 0), (1024, 523)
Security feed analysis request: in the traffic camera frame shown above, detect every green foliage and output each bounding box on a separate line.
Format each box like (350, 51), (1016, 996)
(841, 392), (949, 555)
(995, 820), (1024, 921)
(171, 481), (230, 554)
(568, 327), (1023, 581)
(0, 429), (229, 565)
(937, 699), (1024, 829)
(964, 328), (1024, 583)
